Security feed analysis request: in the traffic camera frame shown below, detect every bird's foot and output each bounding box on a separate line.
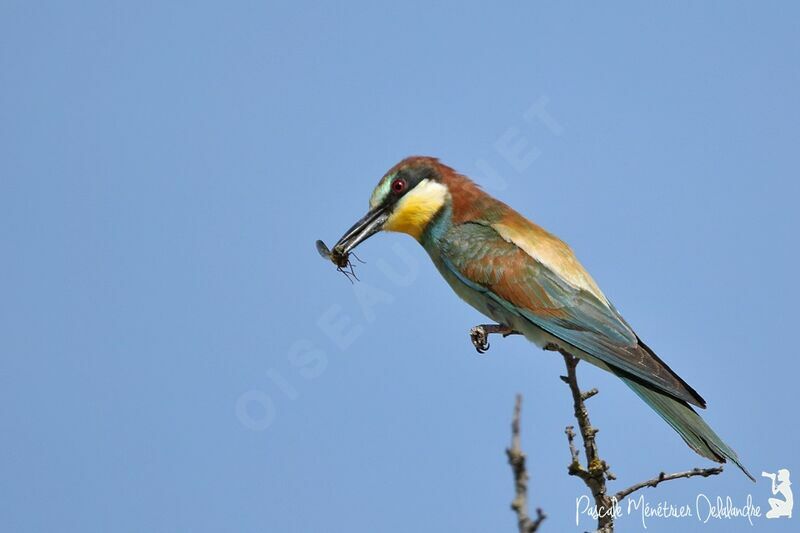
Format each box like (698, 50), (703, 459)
(469, 324), (519, 354)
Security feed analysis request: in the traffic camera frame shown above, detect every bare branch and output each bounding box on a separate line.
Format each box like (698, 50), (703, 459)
(486, 336), (725, 532)
(564, 426), (584, 478)
(615, 467), (724, 502)
(559, 351), (616, 531)
(506, 395), (546, 533)
(557, 349), (724, 532)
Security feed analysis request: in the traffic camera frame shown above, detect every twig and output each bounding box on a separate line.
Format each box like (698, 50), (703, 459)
(615, 467), (723, 502)
(557, 349), (725, 532)
(558, 352), (616, 532)
(506, 395), (546, 533)
(483, 335), (727, 531)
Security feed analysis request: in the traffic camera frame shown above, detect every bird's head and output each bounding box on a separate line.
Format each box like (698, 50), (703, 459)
(332, 156), (451, 256)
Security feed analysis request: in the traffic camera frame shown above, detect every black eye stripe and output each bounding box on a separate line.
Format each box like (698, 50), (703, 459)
(380, 165), (440, 208)
(395, 166), (433, 190)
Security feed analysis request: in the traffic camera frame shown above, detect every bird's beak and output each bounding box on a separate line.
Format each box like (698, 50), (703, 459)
(333, 205), (389, 256)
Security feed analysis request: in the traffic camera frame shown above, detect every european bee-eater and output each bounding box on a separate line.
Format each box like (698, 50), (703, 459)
(328, 156), (752, 480)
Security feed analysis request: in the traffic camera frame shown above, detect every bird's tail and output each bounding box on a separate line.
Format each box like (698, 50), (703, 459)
(618, 375), (755, 481)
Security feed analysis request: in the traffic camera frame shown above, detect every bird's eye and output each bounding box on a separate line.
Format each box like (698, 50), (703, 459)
(391, 178), (406, 194)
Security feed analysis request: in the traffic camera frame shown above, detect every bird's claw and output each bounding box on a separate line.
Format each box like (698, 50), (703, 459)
(470, 326), (491, 354)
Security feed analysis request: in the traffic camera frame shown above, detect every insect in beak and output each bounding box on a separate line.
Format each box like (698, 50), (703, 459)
(315, 239), (364, 282)
(316, 205), (386, 282)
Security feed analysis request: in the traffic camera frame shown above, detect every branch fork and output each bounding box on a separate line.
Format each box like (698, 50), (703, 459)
(556, 350), (722, 532)
(479, 326), (724, 532)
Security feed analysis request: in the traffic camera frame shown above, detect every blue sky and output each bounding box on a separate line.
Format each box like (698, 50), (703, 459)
(1, 2), (798, 532)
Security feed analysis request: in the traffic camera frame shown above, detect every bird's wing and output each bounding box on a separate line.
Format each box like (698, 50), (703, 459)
(440, 220), (706, 408)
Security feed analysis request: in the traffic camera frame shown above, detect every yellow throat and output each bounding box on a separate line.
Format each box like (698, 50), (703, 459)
(383, 179), (449, 240)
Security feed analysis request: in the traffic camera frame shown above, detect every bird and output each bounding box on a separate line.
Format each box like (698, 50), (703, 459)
(328, 155), (753, 480)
